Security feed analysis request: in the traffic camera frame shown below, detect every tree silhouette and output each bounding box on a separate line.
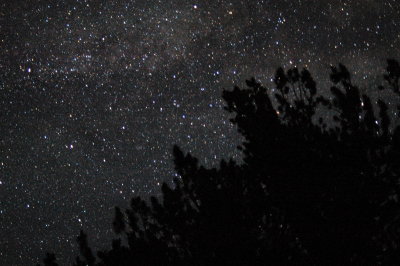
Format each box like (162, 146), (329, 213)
(74, 230), (96, 266)
(41, 60), (400, 265)
(222, 62), (400, 264)
(38, 253), (58, 266)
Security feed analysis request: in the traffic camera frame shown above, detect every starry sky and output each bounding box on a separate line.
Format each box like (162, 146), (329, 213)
(1, 0), (399, 265)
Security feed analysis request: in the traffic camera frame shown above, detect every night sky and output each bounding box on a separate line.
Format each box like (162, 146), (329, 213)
(1, 0), (399, 265)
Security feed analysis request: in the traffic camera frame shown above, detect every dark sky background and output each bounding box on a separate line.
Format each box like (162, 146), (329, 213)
(1, 0), (399, 265)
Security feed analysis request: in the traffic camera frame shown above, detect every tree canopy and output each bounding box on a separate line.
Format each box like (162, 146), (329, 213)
(41, 60), (400, 265)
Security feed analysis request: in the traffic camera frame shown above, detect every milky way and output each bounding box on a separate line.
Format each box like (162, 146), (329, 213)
(1, 0), (399, 264)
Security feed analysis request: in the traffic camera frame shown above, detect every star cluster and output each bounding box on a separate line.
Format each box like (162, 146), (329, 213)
(1, 0), (399, 265)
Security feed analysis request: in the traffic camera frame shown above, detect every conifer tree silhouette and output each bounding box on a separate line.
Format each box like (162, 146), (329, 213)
(40, 60), (400, 265)
(38, 253), (58, 266)
(74, 230), (96, 266)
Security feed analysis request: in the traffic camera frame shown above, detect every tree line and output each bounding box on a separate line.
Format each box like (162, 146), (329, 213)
(41, 59), (400, 265)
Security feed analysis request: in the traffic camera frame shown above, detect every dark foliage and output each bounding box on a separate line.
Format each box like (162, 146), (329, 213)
(74, 230), (96, 266)
(112, 207), (126, 235)
(38, 253), (58, 266)
(41, 60), (400, 265)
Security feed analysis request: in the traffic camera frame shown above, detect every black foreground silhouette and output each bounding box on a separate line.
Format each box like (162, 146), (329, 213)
(40, 60), (400, 265)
